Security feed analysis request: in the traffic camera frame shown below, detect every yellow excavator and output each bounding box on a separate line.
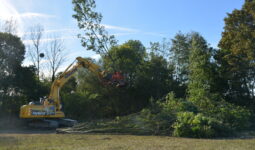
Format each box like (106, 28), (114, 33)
(19, 57), (125, 128)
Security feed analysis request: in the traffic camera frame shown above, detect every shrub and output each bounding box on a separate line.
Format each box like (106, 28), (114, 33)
(172, 112), (219, 138)
(137, 108), (175, 135)
(210, 101), (252, 130)
(62, 92), (101, 120)
(146, 92), (252, 137)
(160, 92), (197, 114)
(134, 92), (198, 135)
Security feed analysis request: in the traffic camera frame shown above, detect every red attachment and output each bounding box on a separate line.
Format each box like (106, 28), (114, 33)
(112, 72), (124, 80)
(102, 71), (126, 87)
(111, 72), (126, 87)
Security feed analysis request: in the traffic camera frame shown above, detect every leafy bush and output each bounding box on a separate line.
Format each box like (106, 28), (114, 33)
(172, 101), (252, 138)
(210, 101), (252, 130)
(160, 92), (197, 114)
(62, 92), (101, 120)
(136, 108), (174, 135)
(131, 92), (199, 135)
(172, 112), (219, 138)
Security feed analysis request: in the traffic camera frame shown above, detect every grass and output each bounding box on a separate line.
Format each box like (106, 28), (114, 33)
(1, 133), (255, 150)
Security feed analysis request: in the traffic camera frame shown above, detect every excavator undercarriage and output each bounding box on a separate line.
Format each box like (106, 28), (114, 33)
(24, 118), (77, 128)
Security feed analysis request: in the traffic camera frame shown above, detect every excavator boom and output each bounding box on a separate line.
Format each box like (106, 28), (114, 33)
(19, 56), (125, 128)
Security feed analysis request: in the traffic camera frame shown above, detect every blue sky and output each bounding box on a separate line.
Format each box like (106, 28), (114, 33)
(0, 0), (244, 74)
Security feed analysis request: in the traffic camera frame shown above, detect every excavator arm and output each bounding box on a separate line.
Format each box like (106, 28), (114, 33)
(48, 57), (104, 111)
(20, 56), (125, 125)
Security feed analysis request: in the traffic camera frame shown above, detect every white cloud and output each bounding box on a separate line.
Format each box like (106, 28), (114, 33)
(0, 0), (56, 36)
(44, 28), (77, 33)
(102, 24), (139, 32)
(19, 12), (56, 19)
(0, 0), (54, 20)
(0, 0), (20, 20)
(18, 28), (77, 37)
(38, 24), (139, 34)
(20, 24), (164, 42)
(23, 35), (76, 44)
(102, 24), (166, 38)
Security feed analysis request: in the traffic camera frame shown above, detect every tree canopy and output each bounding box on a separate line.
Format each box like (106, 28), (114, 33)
(216, 0), (255, 106)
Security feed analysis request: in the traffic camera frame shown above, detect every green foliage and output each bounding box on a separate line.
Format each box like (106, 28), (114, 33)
(67, 0), (255, 136)
(131, 93), (197, 135)
(77, 70), (132, 117)
(0, 32), (49, 117)
(183, 32), (252, 136)
(103, 40), (146, 74)
(15, 66), (49, 101)
(172, 112), (219, 138)
(171, 101), (252, 138)
(209, 101), (252, 130)
(187, 32), (216, 111)
(160, 92), (197, 114)
(135, 53), (181, 100)
(150, 38), (171, 58)
(0, 32), (43, 117)
(0, 32), (25, 92)
(134, 108), (173, 135)
(170, 32), (191, 84)
(0, 32), (25, 71)
(216, 0), (255, 106)
(57, 30), (253, 137)
(62, 92), (100, 120)
(61, 40), (182, 121)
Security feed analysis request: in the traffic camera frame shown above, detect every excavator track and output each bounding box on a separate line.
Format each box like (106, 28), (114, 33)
(25, 118), (77, 129)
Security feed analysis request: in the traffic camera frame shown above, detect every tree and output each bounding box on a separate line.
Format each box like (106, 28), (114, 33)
(216, 0), (255, 106)
(0, 32), (26, 116)
(103, 40), (146, 85)
(13, 66), (49, 101)
(72, 0), (117, 58)
(102, 40), (147, 113)
(0, 32), (49, 118)
(170, 32), (191, 84)
(45, 37), (66, 82)
(150, 38), (171, 58)
(0, 32), (25, 91)
(26, 24), (45, 79)
(135, 52), (180, 100)
(187, 33), (214, 109)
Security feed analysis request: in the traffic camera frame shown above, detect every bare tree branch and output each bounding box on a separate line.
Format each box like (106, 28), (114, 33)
(45, 35), (66, 82)
(26, 24), (45, 79)
(0, 18), (18, 34)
